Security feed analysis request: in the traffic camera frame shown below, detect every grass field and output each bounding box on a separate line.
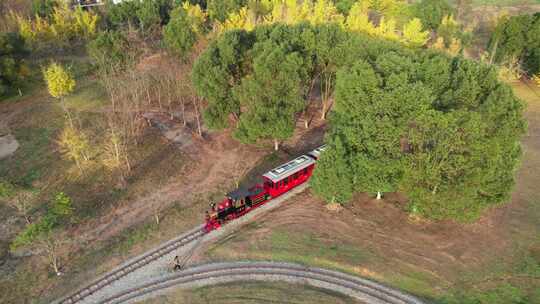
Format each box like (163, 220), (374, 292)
(140, 281), (362, 304)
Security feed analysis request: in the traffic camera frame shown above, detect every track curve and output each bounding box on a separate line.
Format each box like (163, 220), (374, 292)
(98, 262), (427, 304)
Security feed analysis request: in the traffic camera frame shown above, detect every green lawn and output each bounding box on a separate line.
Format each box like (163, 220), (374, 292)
(140, 281), (362, 304)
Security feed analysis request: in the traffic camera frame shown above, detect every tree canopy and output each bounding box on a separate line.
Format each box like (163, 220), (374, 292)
(313, 42), (526, 221)
(194, 23), (526, 221)
(163, 2), (207, 58)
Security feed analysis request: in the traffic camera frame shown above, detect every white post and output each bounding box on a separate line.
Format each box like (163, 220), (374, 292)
(376, 191), (382, 200)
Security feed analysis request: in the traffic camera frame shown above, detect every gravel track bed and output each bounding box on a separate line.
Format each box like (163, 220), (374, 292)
(99, 262), (427, 304)
(54, 185), (309, 304)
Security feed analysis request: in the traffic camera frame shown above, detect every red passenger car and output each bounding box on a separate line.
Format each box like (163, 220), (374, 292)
(262, 155), (316, 198)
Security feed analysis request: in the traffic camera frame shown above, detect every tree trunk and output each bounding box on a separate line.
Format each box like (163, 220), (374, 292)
(274, 139), (279, 151)
(182, 99), (186, 126)
(320, 72), (332, 120)
(154, 211), (160, 226)
(61, 98), (74, 129)
(376, 192), (382, 200)
(194, 97), (202, 137)
(489, 38), (499, 64)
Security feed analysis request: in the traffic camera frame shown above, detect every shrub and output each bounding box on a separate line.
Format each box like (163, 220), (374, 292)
(87, 30), (131, 72)
(0, 32), (27, 98)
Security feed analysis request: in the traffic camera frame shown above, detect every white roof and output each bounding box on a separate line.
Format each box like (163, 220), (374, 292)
(263, 155), (316, 183)
(307, 145), (327, 159)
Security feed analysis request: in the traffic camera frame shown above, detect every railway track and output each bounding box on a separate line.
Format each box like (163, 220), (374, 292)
(56, 225), (206, 304)
(98, 262), (427, 304)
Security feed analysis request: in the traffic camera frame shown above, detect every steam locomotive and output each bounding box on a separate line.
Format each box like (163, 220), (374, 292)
(204, 145), (326, 232)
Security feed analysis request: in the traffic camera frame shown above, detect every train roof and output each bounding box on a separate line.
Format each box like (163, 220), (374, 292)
(307, 145), (327, 159)
(262, 155), (316, 183)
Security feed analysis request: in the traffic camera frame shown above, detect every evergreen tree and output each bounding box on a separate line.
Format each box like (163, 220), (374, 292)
(163, 4), (205, 59)
(192, 30), (254, 129)
(207, 0), (247, 22)
(233, 41), (309, 150)
(0, 32), (27, 98)
(413, 0), (454, 30)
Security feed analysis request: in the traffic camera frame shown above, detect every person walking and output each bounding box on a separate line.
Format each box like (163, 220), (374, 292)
(173, 255), (182, 271)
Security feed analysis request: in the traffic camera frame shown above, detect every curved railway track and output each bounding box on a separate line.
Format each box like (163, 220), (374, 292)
(98, 262), (427, 304)
(57, 225), (206, 304)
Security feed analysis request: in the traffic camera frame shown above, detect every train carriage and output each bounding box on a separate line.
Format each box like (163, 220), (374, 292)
(262, 155), (316, 198)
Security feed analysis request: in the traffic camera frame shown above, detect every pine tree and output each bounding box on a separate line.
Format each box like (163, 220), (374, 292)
(233, 42), (308, 150)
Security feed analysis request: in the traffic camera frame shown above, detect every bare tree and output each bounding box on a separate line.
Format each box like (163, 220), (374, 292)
(35, 231), (66, 276)
(5, 189), (36, 224)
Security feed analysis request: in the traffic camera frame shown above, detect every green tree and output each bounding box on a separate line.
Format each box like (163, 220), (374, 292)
(32, 0), (58, 19)
(137, 0), (162, 32)
(106, 0), (140, 28)
(413, 0), (453, 30)
(192, 30), (253, 129)
(87, 30), (131, 73)
(0, 32), (27, 98)
(207, 0), (247, 22)
(43, 62), (76, 126)
(487, 13), (540, 75)
(163, 3), (205, 59)
(312, 38), (525, 220)
(310, 136), (354, 203)
(50, 192), (73, 218)
(312, 24), (348, 120)
(233, 41), (308, 150)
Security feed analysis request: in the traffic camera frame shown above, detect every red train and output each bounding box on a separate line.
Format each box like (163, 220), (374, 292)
(204, 145), (326, 232)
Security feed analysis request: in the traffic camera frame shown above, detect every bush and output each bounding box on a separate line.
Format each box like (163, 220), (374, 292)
(106, 0), (173, 31)
(10, 192), (73, 249)
(87, 30), (131, 72)
(31, 0), (57, 19)
(0, 32), (27, 98)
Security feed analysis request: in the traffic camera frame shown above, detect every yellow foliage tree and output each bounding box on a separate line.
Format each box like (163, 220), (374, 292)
(345, 2), (375, 35)
(58, 126), (90, 173)
(533, 74), (540, 87)
(221, 7), (257, 31)
(308, 0), (343, 25)
(376, 17), (399, 40)
(182, 1), (207, 34)
(447, 37), (461, 56)
(15, 4), (98, 50)
(432, 36), (445, 50)
(401, 18), (429, 47)
(43, 63), (76, 126)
